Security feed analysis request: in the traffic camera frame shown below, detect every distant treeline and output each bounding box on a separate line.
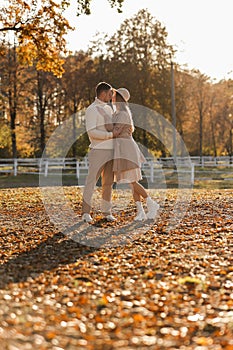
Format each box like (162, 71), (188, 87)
(0, 9), (233, 159)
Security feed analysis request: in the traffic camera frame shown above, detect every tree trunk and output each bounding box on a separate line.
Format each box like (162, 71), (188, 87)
(40, 110), (45, 154)
(8, 45), (17, 158)
(72, 100), (78, 158)
(210, 119), (217, 157)
(199, 101), (203, 162)
(10, 108), (17, 158)
(37, 71), (46, 156)
(229, 128), (233, 163)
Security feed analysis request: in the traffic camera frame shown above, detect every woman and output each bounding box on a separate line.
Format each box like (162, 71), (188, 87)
(111, 88), (160, 221)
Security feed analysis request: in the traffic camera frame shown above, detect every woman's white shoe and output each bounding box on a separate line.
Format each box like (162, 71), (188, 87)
(134, 211), (147, 221)
(134, 201), (147, 221)
(146, 197), (160, 219)
(82, 213), (93, 223)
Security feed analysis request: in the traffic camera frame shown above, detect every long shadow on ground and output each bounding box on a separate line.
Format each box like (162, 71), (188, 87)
(0, 217), (148, 289)
(0, 232), (97, 289)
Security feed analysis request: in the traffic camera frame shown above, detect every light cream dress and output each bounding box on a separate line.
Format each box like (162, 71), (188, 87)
(113, 107), (145, 184)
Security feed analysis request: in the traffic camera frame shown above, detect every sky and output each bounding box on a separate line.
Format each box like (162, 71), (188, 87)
(65, 0), (233, 82)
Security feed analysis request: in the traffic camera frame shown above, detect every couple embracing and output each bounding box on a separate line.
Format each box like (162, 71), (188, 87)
(81, 82), (159, 223)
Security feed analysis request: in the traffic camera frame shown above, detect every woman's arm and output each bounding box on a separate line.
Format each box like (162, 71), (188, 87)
(96, 106), (114, 132)
(113, 123), (125, 136)
(113, 111), (133, 137)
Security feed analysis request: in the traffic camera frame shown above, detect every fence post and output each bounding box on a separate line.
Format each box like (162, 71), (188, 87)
(44, 160), (48, 177)
(201, 157), (204, 168)
(191, 163), (195, 185)
(149, 161), (154, 183)
(76, 161), (80, 179)
(13, 158), (17, 176)
(38, 158), (42, 174)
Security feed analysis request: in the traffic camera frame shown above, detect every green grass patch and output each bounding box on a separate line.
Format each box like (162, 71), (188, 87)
(0, 174), (79, 188)
(0, 167), (233, 189)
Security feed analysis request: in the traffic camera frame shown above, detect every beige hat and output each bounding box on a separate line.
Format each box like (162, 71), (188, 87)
(115, 88), (130, 102)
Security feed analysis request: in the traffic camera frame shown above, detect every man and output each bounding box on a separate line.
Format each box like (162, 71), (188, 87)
(81, 82), (118, 223)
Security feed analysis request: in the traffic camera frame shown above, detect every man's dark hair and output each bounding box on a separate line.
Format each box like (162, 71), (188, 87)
(96, 82), (112, 97)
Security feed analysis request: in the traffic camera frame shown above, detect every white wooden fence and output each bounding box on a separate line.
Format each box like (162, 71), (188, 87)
(0, 157), (161, 181)
(0, 156), (233, 185)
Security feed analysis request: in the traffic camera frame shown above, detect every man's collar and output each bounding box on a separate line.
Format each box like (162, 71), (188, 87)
(95, 97), (107, 105)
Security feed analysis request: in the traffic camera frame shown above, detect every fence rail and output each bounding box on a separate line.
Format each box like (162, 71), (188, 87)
(0, 156), (233, 185)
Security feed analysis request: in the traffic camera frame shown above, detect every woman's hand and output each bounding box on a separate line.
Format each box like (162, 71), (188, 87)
(96, 106), (113, 131)
(113, 129), (120, 138)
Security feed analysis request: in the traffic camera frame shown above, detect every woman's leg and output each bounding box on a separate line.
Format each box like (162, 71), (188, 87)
(130, 182), (147, 221)
(130, 181), (148, 202)
(130, 181), (160, 220)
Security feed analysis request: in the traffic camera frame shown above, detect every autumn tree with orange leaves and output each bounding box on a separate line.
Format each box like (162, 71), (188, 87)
(0, 0), (125, 156)
(0, 0), (125, 77)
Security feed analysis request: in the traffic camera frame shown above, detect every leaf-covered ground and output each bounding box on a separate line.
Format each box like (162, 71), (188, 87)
(0, 187), (233, 350)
